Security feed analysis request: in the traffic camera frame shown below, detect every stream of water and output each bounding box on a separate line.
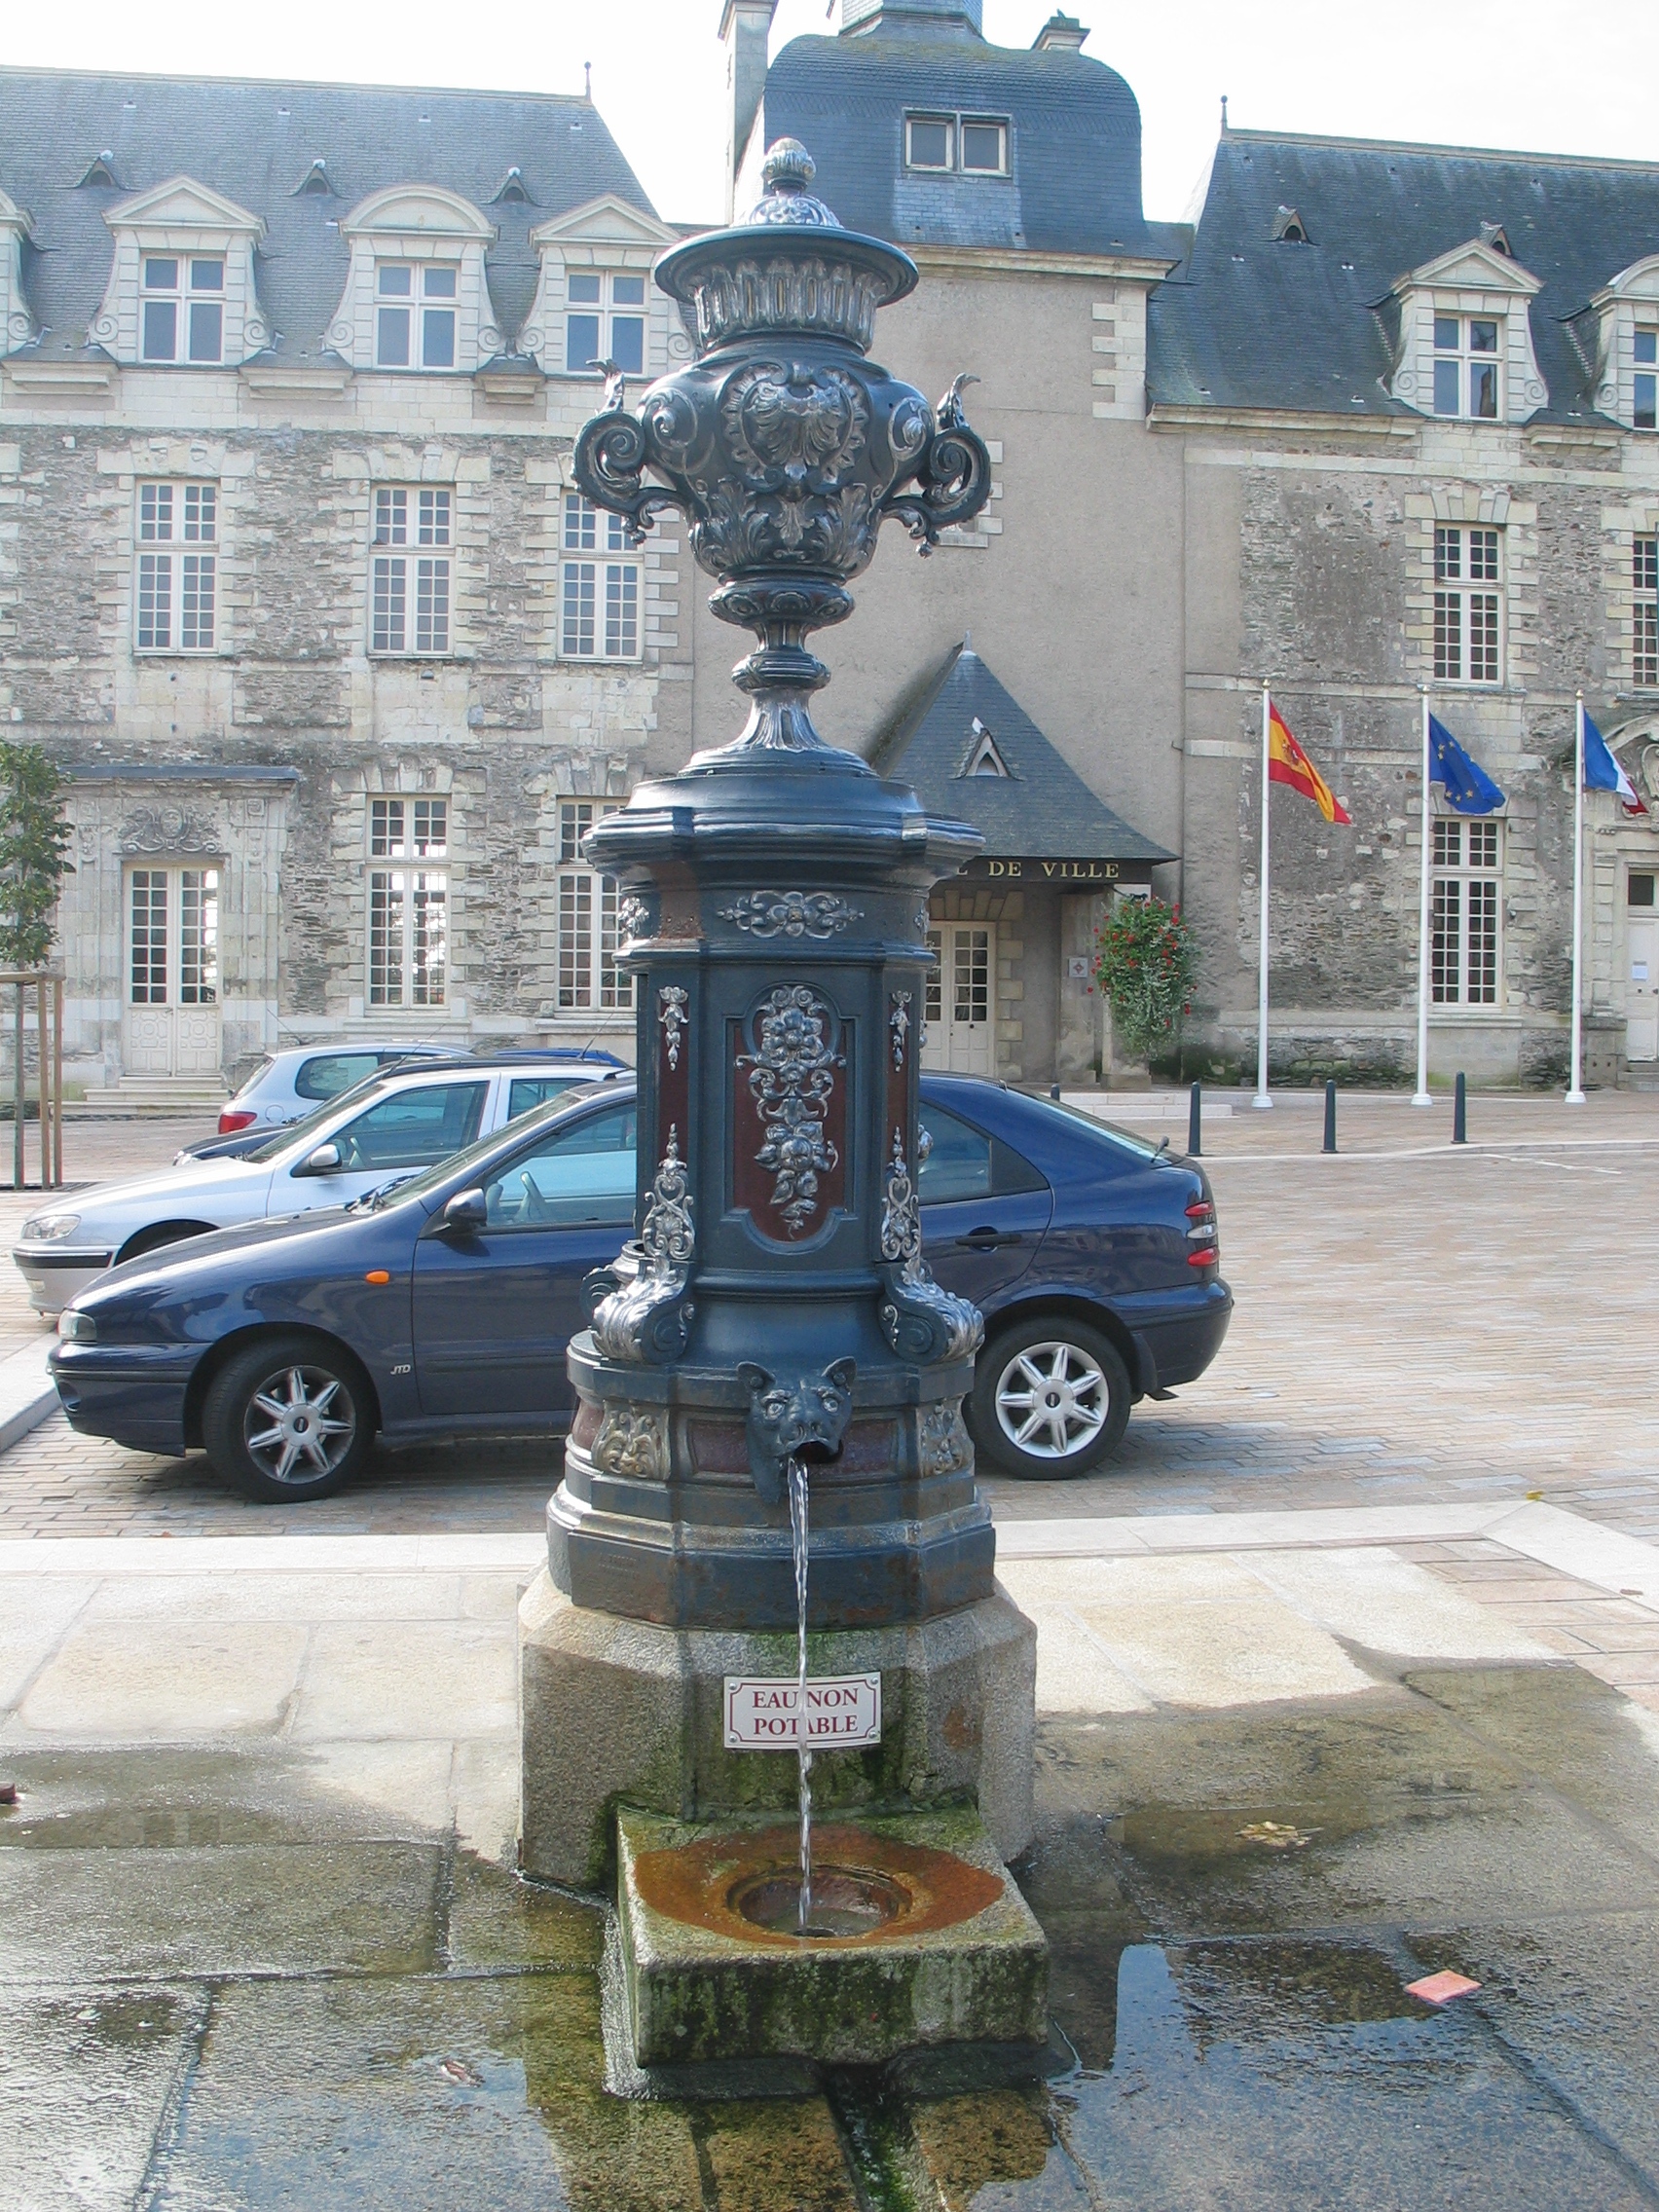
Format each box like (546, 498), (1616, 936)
(786, 1453), (813, 1934)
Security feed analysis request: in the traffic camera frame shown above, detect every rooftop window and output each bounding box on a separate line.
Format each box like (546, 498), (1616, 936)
(1637, 328), (1657, 431)
(1432, 314), (1501, 420)
(904, 113), (1009, 178)
(140, 255), (224, 364)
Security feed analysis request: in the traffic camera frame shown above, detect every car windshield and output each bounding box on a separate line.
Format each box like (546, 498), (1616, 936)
(241, 1074), (392, 1163)
(378, 1084), (614, 1210)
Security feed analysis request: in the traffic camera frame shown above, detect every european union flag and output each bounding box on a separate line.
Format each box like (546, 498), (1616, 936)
(1428, 714), (1506, 816)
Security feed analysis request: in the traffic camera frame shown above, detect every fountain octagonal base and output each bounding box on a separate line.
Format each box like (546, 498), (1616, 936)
(617, 1804), (1048, 2067)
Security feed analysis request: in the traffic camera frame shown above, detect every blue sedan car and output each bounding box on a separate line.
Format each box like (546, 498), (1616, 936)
(51, 1076), (1230, 1503)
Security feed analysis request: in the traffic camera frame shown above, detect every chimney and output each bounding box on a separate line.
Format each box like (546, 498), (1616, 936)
(721, 0), (777, 222)
(1032, 12), (1088, 49)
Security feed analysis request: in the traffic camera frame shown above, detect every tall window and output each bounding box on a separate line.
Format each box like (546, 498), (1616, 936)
(1636, 535), (1658, 689)
(375, 264), (459, 369)
(368, 796), (447, 1008)
(1636, 329), (1657, 431)
(556, 799), (632, 1013)
(1432, 819), (1502, 1006)
(564, 272), (646, 376)
(140, 255), (225, 364)
(371, 487), (451, 655)
(1433, 525), (1502, 684)
(560, 494), (641, 661)
(1432, 314), (1501, 419)
(135, 482), (217, 653)
(129, 867), (218, 1005)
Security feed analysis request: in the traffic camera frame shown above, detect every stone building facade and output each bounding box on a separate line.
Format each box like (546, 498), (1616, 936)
(4, 14), (1658, 1095)
(0, 71), (695, 1094)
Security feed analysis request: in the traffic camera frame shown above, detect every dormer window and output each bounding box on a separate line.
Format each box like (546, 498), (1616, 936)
(904, 113), (1010, 177)
(1432, 314), (1500, 418)
(140, 255), (225, 363)
(564, 272), (645, 375)
(92, 177), (268, 369)
(1272, 205), (1309, 244)
(1637, 328), (1657, 431)
(375, 263), (459, 369)
(327, 187), (499, 376)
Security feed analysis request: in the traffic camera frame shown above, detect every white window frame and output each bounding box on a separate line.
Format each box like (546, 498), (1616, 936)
(367, 795), (448, 1010)
(1635, 534), (1658, 691)
(1431, 818), (1504, 1009)
(562, 270), (648, 378)
(559, 494), (642, 663)
(1637, 327), (1657, 432)
(138, 252), (226, 365)
(373, 262), (461, 371)
(1433, 525), (1503, 686)
(1431, 313), (1502, 420)
(370, 487), (452, 657)
(903, 111), (1011, 177)
(555, 798), (633, 1014)
(133, 481), (218, 655)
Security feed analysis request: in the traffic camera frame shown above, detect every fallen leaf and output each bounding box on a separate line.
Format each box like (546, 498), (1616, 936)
(1237, 1820), (1316, 1850)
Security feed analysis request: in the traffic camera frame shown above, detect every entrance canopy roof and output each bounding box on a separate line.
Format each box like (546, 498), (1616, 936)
(871, 643), (1173, 865)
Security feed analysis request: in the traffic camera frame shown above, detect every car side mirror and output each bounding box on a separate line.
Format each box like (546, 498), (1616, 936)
(442, 1188), (488, 1235)
(303, 1142), (342, 1174)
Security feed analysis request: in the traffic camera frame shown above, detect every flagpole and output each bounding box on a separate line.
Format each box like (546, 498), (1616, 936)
(1254, 682), (1272, 1108)
(1567, 690), (1587, 1105)
(1413, 686), (1432, 1106)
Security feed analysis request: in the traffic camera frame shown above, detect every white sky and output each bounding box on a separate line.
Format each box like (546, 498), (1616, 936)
(3, 0), (1655, 226)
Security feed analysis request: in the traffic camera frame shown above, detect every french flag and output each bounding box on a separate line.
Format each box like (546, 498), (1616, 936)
(1584, 711), (1647, 817)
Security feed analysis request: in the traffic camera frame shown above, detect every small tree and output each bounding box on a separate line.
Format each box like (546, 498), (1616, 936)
(1092, 895), (1198, 1067)
(0, 745), (73, 969)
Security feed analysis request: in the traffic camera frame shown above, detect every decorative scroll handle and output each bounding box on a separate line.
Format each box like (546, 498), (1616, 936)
(572, 389), (688, 551)
(876, 375), (993, 556)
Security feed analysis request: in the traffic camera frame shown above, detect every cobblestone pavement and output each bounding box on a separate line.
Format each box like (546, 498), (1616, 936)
(0, 1091), (1651, 1539)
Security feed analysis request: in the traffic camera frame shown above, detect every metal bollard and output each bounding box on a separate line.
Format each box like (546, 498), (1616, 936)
(1051, 1084), (1060, 1100)
(1323, 1078), (1338, 1155)
(1188, 1080), (1201, 1158)
(1453, 1071), (1467, 1145)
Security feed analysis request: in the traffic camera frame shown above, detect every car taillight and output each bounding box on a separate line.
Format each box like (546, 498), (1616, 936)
(1185, 1198), (1217, 1267)
(218, 1107), (258, 1133)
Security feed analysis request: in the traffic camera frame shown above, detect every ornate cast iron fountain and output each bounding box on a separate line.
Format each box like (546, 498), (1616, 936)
(519, 140), (1047, 2071)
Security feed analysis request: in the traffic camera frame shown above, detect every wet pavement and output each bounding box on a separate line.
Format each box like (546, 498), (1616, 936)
(11, 1555), (1659, 2207)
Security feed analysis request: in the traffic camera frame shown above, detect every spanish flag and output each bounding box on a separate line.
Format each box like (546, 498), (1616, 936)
(1268, 700), (1352, 825)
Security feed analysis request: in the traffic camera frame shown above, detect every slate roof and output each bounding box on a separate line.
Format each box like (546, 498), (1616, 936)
(0, 67), (655, 366)
(871, 644), (1173, 863)
(758, 29), (1187, 262)
(1149, 129), (1659, 424)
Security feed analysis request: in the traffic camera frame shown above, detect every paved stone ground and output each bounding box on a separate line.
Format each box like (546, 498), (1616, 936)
(11, 1513), (1659, 2209)
(1, 1094), (1652, 1539)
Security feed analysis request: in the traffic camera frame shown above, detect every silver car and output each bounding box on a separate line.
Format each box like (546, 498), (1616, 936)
(214, 1042), (623, 1134)
(14, 1057), (619, 1314)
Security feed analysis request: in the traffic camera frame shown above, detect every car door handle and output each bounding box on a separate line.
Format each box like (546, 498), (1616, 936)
(954, 1228), (1021, 1249)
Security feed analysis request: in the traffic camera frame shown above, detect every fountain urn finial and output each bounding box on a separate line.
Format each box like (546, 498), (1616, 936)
(573, 138), (992, 759)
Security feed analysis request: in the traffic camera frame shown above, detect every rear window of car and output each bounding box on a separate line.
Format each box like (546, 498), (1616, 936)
(295, 1051), (386, 1101)
(506, 1075), (589, 1121)
(1012, 1092), (1168, 1163)
(917, 1102), (1047, 1204)
(230, 1057), (274, 1102)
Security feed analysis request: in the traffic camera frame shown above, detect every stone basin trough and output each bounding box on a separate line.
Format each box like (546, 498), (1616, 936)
(516, 136), (1049, 2078)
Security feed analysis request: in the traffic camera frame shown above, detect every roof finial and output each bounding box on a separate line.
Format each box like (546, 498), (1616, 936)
(583, 59), (592, 100)
(962, 629), (973, 652)
(1220, 92), (1229, 132)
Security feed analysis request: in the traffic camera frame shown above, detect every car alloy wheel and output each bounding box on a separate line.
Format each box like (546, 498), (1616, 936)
(203, 1331), (374, 1504)
(244, 1364), (358, 1486)
(995, 1339), (1108, 1460)
(969, 1316), (1132, 1481)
